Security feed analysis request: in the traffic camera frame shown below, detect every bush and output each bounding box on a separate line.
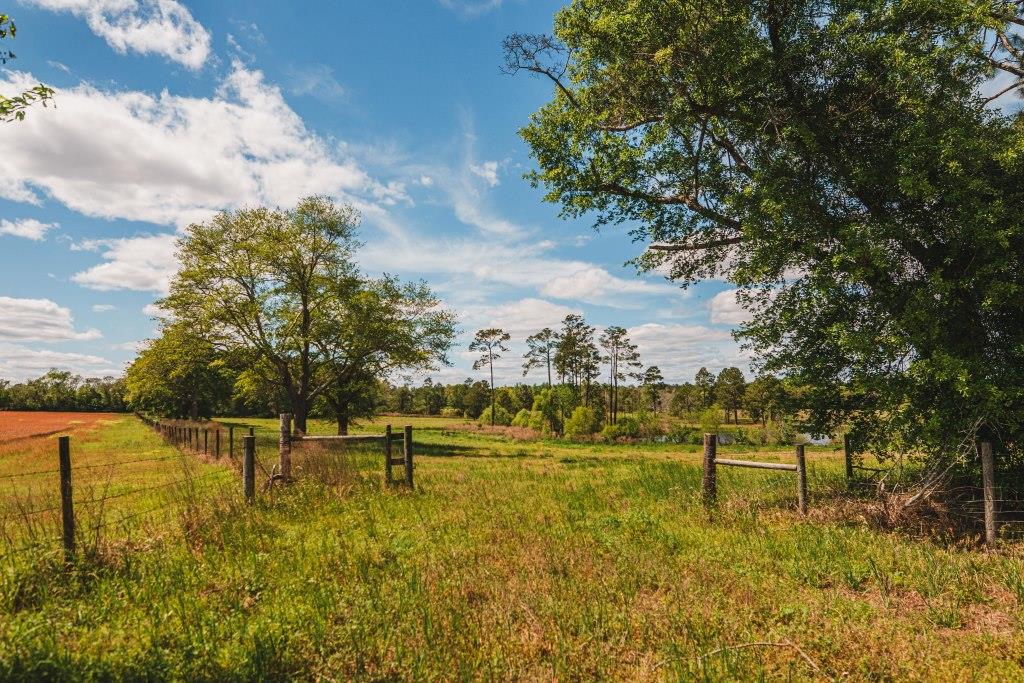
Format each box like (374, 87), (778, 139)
(511, 409), (531, 428)
(667, 422), (698, 444)
(440, 407), (462, 418)
(602, 412), (663, 442)
(478, 404), (512, 426)
(698, 406), (722, 435)
(564, 406), (602, 440)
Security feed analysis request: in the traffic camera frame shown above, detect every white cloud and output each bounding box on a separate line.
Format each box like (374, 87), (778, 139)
(627, 323), (751, 382)
(23, 0), (211, 70)
(0, 218), (57, 240)
(469, 160), (499, 187)
(419, 174), (434, 187)
(540, 266), (678, 307)
(91, 304), (116, 312)
(0, 63), (406, 229)
(111, 340), (145, 352)
(483, 298), (578, 336)
(0, 296), (101, 342)
(71, 233), (178, 294)
(0, 343), (120, 381)
(141, 303), (166, 317)
(708, 289), (751, 325)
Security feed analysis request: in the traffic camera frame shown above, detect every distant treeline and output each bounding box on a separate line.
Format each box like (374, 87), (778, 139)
(0, 370), (128, 412)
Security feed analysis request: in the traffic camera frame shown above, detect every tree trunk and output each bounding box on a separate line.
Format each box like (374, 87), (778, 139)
(293, 397), (309, 435)
(336, 412), (349, 436)
(189, 397), (199, 422)
(489, 354), (495, 426)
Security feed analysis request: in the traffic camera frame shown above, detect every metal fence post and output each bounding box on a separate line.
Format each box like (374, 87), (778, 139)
(702, 433), (717, 506)
(796, 444), (808, 516)
(243, 435), (256, 501)
(980, 441), (997, 545)
(404, 425), (414, 487)
(58, 436), (75, 559)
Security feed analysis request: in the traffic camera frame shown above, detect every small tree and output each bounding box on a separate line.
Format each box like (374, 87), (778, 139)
(598, 326), (642, 424)
(523, 328), (559, 386)
(641, 365), (665, 412)
(695, 367), (716, 408)
(470, 328), (511, 426)
(669, 382), (698, 418)
(715, 367), (747, 424)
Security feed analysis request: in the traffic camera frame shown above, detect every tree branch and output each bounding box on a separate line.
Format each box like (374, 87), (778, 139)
(648, 236), (744, 252)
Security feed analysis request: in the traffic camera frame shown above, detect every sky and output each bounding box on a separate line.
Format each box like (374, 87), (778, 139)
(0, 0), (752, 386)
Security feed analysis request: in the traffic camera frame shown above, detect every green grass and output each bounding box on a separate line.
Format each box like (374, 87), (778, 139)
(0, 415), (1022, 680)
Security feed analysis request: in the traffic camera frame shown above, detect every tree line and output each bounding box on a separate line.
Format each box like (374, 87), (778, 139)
(0, 371), (127, 412)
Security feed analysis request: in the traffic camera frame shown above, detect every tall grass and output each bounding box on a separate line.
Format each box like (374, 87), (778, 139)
(0, 416), (1021, 679)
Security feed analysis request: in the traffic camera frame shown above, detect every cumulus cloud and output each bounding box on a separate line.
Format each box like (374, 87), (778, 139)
(23, 0), (212, 70)
(627, 322), (751, 382)
(0, 218), (57, 240)
(91, 304), (116, 312)
(0, 63), (407, 229)
(71, 233), (178, 293)
(540, 266), (678, 307)
(0, 343), (120, 381)
(0, 296), (101, 342)
(708, 289), (752, 325)
(469, 160), (499, 187)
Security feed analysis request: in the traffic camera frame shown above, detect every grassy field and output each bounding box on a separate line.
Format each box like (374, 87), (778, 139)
(0, 413), (1022, 680)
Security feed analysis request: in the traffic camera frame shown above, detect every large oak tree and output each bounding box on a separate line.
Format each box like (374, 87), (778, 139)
(162, 196), (455, 433)
(507, 0), (1024, 467)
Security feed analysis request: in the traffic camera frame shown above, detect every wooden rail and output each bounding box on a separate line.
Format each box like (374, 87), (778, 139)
(702, 435), (808, 515)
(714, 458), (797, 472)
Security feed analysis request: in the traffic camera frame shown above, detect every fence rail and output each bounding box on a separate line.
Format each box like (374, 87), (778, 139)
(702, 434), (809, 515)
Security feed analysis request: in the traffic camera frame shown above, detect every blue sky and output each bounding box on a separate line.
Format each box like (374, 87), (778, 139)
(0, 0), (749, 385)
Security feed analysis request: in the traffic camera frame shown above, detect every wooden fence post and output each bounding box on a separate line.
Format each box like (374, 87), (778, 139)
(279, 413), (292, 479)
(58, 436), (75, 559)
(215, 429), (221, 459)
(384, 424), (393, 484)
(980, 441), (997, 545)
(843, 434), (854, 487)
(249, 427), (255, 437)
(796, 444), (808, 516)
(702, 433), (717, 506)
(404, 425), (414, 487)
(243, 435), (256, 501)
(229, 426), (234, 459)
(204, 428), (209, 454)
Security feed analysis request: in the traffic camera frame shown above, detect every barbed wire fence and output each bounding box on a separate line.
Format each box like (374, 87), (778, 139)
(0, 416), (257, 565)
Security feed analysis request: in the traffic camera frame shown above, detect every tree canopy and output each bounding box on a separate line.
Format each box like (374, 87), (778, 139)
(508, 0), (1024, 465)
(160, 196), (456, 432)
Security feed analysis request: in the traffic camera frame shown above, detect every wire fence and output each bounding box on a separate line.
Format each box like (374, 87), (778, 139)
(0, 415), (250, 564)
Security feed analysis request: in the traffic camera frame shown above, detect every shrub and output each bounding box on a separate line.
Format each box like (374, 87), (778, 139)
(511, 409), (531, 428)
(698, 406), (722, 435)
(564, 406), (602, 440)
(667, 423), (698, 444)
(478, 404), (512, 426)
(440, 407), (462, 418)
